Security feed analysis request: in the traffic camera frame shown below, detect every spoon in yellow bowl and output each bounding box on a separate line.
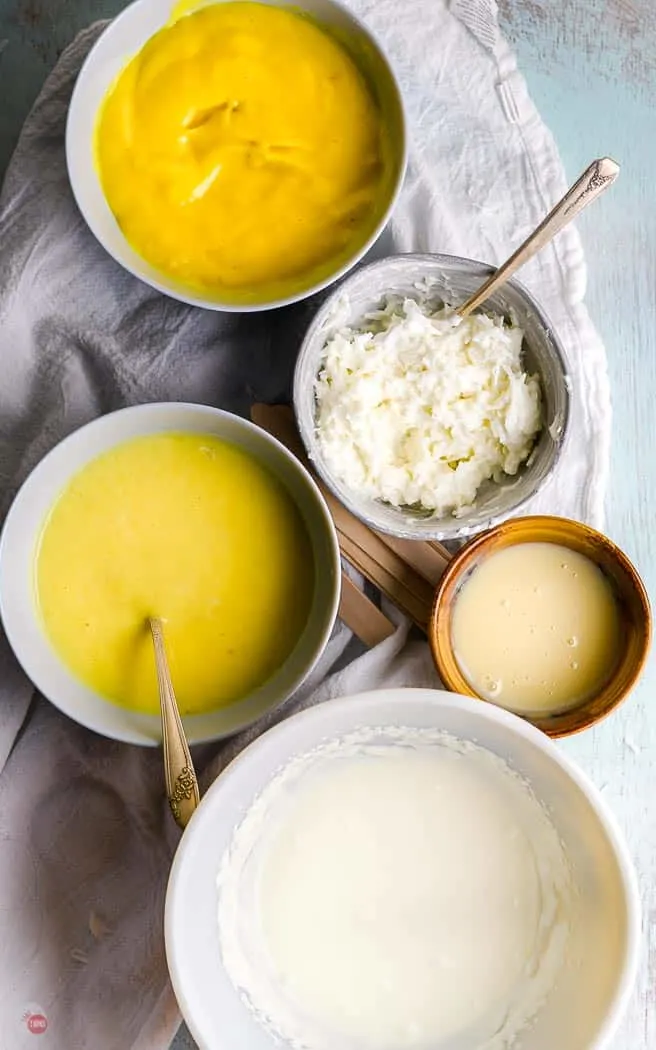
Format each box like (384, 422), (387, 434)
(148, 617), (200, 830)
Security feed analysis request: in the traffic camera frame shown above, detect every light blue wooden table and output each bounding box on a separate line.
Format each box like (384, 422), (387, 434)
(500, 10), (656, 1044)
(1, 0), (654, 1046)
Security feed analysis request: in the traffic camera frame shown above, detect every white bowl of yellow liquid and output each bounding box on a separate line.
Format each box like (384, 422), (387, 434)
(66, 0), (407, 311)
(0, 403), (340, 745)
(165, 688), (640, 1050)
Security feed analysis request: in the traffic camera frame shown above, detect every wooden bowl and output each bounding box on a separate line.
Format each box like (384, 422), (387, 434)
(428, 515), (651, 737)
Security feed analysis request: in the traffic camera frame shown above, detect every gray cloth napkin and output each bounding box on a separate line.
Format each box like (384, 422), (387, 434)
(0, 3), (610, 1047)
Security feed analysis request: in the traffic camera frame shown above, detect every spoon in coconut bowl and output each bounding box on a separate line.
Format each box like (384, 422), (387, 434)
(457, 157), (619, 319)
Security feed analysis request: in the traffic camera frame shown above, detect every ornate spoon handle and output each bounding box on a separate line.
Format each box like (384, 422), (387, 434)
(149, 617), (200, 829)
(458, 156), (619, 319)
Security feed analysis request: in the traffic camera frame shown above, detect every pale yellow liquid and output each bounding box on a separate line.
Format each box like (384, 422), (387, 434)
(35, 433), (314, 715)
(452, 542), (621, 715)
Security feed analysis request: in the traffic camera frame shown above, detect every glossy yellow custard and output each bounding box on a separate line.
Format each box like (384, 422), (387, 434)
(35, 433), (314, 715)
(95, 1), (390, 300)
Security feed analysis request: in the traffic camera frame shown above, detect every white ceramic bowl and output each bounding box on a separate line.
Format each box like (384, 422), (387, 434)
(165, 688), (639, 1050)
(293, 253), (571, 541)
(0, 403), (340, 746)
(65, 0), (407, 312)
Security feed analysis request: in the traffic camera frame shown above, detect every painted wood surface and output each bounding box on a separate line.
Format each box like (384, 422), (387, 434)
(496, 5), (656, 1049)
(0, 0), (654, 1047)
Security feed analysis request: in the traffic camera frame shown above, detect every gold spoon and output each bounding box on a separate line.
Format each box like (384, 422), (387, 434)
(458, 156), (619, 318)
(148, 616), (200, 829)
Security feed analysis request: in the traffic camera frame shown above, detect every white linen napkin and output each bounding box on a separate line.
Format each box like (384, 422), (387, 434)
(0, 1), (610, 1047)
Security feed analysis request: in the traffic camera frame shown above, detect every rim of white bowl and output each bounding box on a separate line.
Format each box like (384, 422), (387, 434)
(65, 0), (409, 313)
(0, 402), (341, 746)
(164, 687), (640, 1050)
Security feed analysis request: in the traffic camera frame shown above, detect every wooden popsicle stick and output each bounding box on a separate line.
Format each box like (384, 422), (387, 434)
(338, 530), (431, 630)
(372, 531), (449, 586)
(335, 522), (434, 623)
(339, 574), (396, 646)
(329, 500), (434, 611)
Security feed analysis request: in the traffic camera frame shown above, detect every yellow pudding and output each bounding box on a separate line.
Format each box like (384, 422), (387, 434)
(451, 542), (622, 715)
(94, 1), (390, 301)
(35, 433), (314, 715)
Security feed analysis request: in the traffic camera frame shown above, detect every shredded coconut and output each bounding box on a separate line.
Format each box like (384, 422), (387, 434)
(314, 297), (542, 516)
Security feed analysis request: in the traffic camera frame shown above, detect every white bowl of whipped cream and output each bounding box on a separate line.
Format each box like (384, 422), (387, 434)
(165, 688), (638, 1050)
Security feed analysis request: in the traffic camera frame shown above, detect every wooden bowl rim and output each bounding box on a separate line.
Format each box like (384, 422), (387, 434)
(428, 515), (652, 738)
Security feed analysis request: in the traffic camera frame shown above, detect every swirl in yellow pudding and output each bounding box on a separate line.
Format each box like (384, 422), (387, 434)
(35, 434), (314, 716)
(94, 2), (390, 300)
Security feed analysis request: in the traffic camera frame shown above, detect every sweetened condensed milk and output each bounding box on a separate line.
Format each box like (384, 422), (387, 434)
(451, 541), (622, 715)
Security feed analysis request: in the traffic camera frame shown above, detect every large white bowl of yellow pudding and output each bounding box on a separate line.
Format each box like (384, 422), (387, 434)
(66, 0), (407, 310)
(0, 404), (340, 745)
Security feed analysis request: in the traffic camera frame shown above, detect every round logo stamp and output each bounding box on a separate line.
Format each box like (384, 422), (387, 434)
(21, 1005), (48, 1036)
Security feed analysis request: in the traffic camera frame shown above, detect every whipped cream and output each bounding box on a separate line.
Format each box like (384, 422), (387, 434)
(217, 728), (572, 1050)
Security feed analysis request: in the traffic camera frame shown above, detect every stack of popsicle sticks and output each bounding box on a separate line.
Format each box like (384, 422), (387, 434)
(251, 405), (451, 647)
